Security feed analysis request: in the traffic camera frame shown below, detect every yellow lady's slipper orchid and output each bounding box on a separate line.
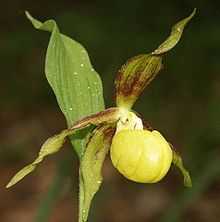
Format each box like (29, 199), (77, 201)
(110, 129), (172, 183)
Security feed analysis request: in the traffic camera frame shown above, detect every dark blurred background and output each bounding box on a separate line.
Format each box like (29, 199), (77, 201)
(1, 1), (220, 221)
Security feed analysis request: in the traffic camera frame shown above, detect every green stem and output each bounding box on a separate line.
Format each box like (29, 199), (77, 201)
(78, 170), (85, 222)
(78, 168), (92, 222)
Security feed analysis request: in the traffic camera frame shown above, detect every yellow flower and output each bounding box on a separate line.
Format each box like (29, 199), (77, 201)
(110, 129), (172, 183)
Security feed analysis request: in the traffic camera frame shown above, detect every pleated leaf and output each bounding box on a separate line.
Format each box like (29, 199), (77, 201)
(25, 11), (105, 157)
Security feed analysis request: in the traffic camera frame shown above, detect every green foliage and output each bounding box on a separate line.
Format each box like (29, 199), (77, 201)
(79, 125), (114, 222)
(6, 9), (197, 222)
(25, 11), (105, 157)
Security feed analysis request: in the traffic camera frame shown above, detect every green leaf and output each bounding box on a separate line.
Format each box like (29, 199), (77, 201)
(79, 125), (115, 222)
(25, 11), (105, 157)
(172, 150), (192, 187)
(115, 9), (196, 109)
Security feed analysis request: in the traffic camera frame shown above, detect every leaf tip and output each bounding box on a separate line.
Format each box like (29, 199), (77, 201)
(6, 182), (12, 189)
(184, 172), (192, 188)
(6, 179), (18, 189)
(25, 11), (36, 25)
(25, 11), (31, 20)
(191, 8), (197, 17)
(181, 8), (196, 27)
(152, 8), (196, 55)
(6, 164), (36, 189)
(25, 11), (42, 29)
